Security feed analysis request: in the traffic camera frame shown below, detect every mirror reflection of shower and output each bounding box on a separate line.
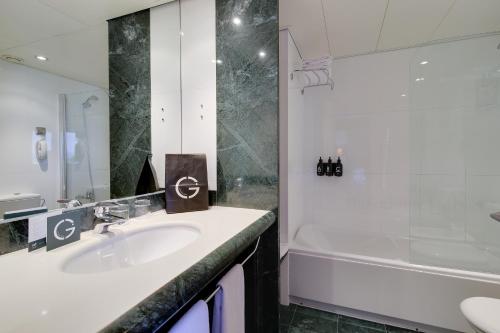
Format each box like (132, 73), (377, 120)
(83, 95), (98, 108)
(62, 90), (110, 205)
(81, 95), (99, 203)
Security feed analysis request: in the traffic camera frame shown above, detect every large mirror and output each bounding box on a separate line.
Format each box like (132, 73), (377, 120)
(0, 0), (216, 220)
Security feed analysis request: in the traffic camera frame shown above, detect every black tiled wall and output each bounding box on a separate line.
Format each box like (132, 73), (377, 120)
(108, 10), (152, 198)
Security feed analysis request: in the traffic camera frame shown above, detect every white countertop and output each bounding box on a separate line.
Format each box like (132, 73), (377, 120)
(0, 206), (269, 333)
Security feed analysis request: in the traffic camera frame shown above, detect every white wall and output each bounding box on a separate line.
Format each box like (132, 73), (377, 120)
(408, 35), (500, 253)
(0, 59), (106, 210)
(279, 30), (289, 245)
(283, 30), (309, 244)
(301, 48), (412, 239)
(291, 34), (500, 267)
(150, 0), (217, 190)
(180, 0), (217, 190)
(280, 29), (308, 306)
(150, 2), (182, 187)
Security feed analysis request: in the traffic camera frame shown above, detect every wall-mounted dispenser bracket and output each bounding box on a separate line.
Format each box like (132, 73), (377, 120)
(35, 127), (48, 161)
(36, 127), (46, 136)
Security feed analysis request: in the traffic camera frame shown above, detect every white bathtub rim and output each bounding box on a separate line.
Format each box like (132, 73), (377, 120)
(290, 244), (500, 285)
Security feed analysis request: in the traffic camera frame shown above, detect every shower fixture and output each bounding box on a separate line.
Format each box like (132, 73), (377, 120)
(80, 94), (99, 203)
(82, 95), (98, 108)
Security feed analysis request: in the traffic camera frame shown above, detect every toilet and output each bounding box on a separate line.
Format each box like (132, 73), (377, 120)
(0, 193), (41, 218)
(461, 297), (500, 333)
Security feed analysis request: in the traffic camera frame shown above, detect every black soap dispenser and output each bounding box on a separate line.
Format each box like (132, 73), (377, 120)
(325, 157), (334, 176)
(317, 157), (325, 176)
(334, 156), (343, 177)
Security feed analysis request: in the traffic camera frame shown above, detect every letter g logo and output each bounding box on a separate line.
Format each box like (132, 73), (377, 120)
(175, 176), (200, 199)
(53, 218), (76, 241)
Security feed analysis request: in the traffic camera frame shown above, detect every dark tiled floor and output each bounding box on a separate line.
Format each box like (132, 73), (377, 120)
(280, 304), (418, 333)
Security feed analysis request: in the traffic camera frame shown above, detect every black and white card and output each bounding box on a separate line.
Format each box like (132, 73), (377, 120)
(165, 154), (209, 214)
(46, 211), (81, 251)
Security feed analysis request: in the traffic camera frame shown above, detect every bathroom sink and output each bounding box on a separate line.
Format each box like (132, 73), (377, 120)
(61, 224), (200, 274)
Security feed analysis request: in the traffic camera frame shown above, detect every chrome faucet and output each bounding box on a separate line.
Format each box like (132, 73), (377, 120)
(57, 199), (83, 208)
(93, 201), (129, 234)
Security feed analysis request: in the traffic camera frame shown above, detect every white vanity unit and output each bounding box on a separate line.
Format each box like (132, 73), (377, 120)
(0, 206), (272, 333)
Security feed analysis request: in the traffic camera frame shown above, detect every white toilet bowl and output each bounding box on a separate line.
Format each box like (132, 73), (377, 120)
(461, 297), (500, 333)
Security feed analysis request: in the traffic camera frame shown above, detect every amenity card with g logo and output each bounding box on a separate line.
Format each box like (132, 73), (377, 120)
(165, 154), (209, 214)
(46, 211), (81, 251)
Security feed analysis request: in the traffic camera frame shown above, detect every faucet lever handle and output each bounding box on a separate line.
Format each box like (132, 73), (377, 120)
(93, 201), (130, 234)
(57, 199), (82, 208)
(93, 222), (121, 234)
(94, 206), (112, 221)
(94, 202), (129, 219)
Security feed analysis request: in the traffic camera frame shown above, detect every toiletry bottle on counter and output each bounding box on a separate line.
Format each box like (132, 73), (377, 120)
(334, 157), (343, 177)
(326, 157), (334, 176)
(317, 157), (325, 176)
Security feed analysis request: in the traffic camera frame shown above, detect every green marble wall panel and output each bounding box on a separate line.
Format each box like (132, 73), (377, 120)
(216, 0), (279, 212)
(108, 10), (151, 198)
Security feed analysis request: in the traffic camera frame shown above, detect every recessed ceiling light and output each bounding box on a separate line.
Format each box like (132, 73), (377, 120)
(35, 55), (48, 62)
(401, 94), (407, 97)
(216, 59), (222, 64)
(419, 60), (429, 65)
(258, 50), (266, 58)
(232, 17), (241, 25)
(415, 77), (424, 82)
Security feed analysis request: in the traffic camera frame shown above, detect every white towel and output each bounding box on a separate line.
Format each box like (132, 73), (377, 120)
(302, 56), (332, 71)
(169, 300), (210, 333)
(302, 69), (331, 86)
(212, 264), (245, 333)
(296, 56), (333, 89)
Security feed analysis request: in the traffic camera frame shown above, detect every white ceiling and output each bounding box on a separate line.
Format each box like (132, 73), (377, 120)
(3, 0), (500, 86)
(0, 0), (174, 89)
(280, 0), (500, 59)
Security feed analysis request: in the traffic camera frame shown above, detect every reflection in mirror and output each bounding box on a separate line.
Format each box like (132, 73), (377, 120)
(0, 57), (110, 215)
(0, 0), (217, 220)
(63, 90), (109, 204)
(0, 0), (182, 219)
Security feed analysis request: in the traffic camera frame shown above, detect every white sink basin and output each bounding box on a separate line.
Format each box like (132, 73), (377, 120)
(61, 224), (200, 274)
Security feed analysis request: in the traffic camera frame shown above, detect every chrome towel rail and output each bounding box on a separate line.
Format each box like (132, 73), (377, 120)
(204, 236), (261, 302)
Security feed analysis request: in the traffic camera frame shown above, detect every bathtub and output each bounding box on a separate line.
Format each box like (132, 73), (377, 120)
(289, 224), (500, 332)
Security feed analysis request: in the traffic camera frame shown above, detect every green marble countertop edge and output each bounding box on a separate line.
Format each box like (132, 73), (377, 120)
(101, 209), (276, 333)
